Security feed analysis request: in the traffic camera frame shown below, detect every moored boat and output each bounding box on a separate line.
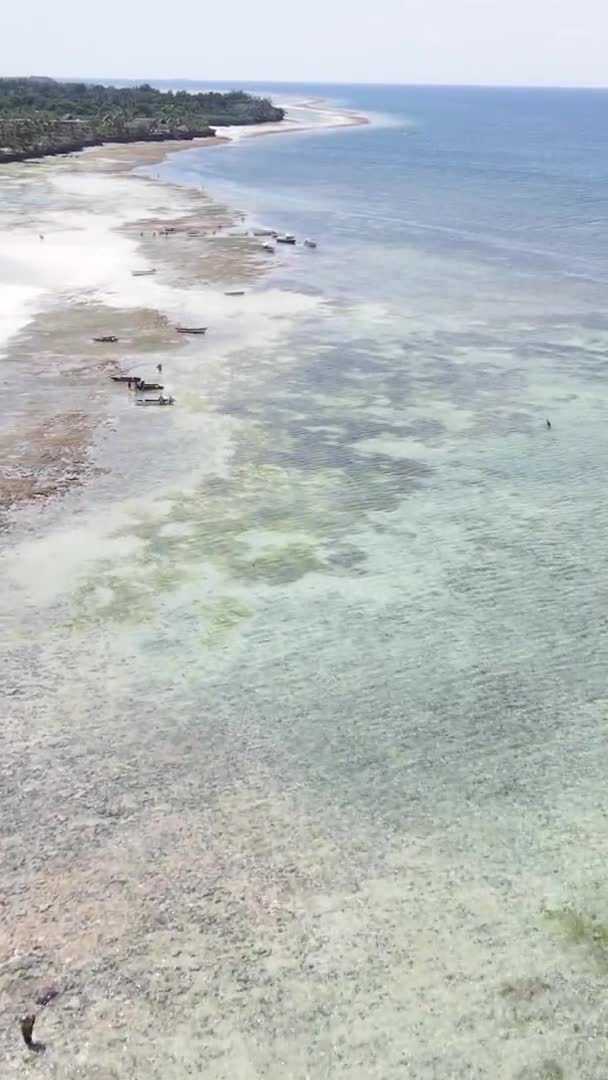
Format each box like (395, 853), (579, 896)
(276, 234), (296, 245)
(136, 395), (175, 406)
(304, 239), (317, 249)
(132, 269), (157, 277)
(93, 335), (119, 342)
(225, 290), (245, 296)
(176, 326), (207, 335)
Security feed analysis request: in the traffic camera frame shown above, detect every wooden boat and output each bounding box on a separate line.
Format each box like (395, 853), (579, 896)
(176, 326), (207, 335)
(131, 269), (157, 277)
(276, 234), (296, 245)
(304, 239), (317, 249)
(225, 290), (245, 296)
(136, 395), (175, 407)
(93, 335), (119, 343)
(110, 375), (135, 382)
(136, 381), (164, 391)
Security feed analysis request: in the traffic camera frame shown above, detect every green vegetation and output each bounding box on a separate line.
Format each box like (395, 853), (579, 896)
(0, 77), (284, 162)
(542, 904), (608, 969)
(517, 1062), (564, 1080)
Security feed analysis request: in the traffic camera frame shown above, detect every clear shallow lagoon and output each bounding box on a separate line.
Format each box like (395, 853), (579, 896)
(4, 86), (608, 1078)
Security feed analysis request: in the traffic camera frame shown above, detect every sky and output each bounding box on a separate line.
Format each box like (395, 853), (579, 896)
(2, 0), (607, 88)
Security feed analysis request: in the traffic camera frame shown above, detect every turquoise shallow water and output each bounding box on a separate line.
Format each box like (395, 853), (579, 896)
(4, 87), (608, 1077)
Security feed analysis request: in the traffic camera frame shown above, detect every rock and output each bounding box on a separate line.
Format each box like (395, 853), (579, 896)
(35, 984), (61, 1006)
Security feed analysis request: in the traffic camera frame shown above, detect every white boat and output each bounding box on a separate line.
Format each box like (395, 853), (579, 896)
(276, 234), (296, 245)
(304, 239), (317, 249)
(262, 243), (275, 253)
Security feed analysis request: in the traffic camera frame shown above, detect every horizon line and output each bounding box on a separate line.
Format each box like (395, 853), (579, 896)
(8, 74), (608, 93)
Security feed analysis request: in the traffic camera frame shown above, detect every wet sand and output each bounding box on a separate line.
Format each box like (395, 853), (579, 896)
(0, 101), (363, 1078)
(0, 96), (368, 525)
(0, 162), (267, 524)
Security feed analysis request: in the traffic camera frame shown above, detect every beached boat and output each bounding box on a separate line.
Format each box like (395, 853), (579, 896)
(176, 326), (207, 335)
(225, 290), (245, 296)
(136, 381), (164, 391)
(304, 239), (318, 249)
(276, 234), (296, 245)
(131, 269), (157, 277)
(262, 243), (275, 253)
(93, 335), (119, 343)
(136, 395), (175, 407)
(252, 228), (274, 237)
(110, 375), (135, 382)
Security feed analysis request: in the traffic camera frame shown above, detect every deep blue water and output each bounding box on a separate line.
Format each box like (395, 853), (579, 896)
(159, 83), (608, 289)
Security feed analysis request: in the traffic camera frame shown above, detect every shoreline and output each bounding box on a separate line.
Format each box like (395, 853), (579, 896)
(0, 105), (348, 1068)
(0, 97), (365, 524)
(2, 98), (370, 172)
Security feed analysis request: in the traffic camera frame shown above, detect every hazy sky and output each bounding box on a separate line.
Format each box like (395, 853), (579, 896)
(3, 0), (607, 87)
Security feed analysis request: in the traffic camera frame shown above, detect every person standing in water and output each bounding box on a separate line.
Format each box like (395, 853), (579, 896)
(546, 419), (552, 429)
(157, 363), (162, 375)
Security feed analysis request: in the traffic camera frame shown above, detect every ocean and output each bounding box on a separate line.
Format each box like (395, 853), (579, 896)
(4, 84), (608, 1077)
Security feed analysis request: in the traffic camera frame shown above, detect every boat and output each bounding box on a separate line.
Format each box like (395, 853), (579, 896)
(136, 395), (175, 406)
(131, 269), (157, 277)
(176, 326), (207, 335)
(304, 239), (317, 249)
(252, 229), (274, 237)
(276, 234), (296, 245)
(225, 290), (245, 297)
(135, 381), (164, 392)
(262, 243), (275, 253)
(93, 335), (119, 343)
(110, 375), (135, 382)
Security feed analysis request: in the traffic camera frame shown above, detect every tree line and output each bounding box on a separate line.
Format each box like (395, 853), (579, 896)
(0, 78), (285, 128)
